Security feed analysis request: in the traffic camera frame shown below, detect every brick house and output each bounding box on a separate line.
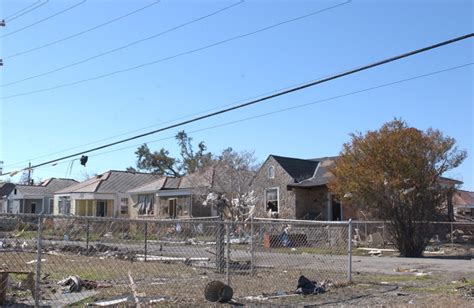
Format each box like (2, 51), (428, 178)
(251, 155), (358, 221)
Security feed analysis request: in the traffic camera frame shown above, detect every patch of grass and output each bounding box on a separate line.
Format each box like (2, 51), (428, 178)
(357, 273), (436, 283)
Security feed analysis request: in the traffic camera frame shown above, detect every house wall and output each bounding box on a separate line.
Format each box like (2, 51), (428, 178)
(250, 156), (296, 219)
(53, 193), (117, 217)
(293, 186), (328, 220)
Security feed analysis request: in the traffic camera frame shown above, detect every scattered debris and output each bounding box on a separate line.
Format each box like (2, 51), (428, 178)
(204, 280), (233, 303)
(26, 259), (45, 264)
(415, 272), (432, 277)
(57, 276), (111, 293)
(128, 271), (141, 308)
(295, 275), (326, 295)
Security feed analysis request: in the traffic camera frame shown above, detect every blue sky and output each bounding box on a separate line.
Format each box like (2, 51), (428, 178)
(0, 0), (473, 190)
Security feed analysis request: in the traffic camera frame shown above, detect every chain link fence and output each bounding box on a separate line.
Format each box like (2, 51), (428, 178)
(352, 220), (474, 256)
(0, 214), (351, 306)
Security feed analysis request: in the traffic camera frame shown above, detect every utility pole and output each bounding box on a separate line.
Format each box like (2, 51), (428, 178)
(27, 162), (32, 185)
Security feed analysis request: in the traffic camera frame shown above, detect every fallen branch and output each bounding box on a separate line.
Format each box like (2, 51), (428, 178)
(128, 271), (140, 308)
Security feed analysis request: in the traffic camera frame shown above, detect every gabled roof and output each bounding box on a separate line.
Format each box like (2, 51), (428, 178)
(453, 190), (474, 207)
(285, 156), (337, 188)
(127, 168), (214, 194)
(270, 155), (319, 183)
(0, 182), (15, 197)
(56, 170), (160, 194)
(13, 178), (78, 198)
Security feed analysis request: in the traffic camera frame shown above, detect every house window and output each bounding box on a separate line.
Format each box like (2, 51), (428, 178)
(14, 189), (17, 195)
(49, 199), (54, 214)
(268, 166), (275, 179)
(59, 197), (71, 215)
(265, 188), (279, 213)
(120, 198), (129, 214)
(137, 194), (154, 215)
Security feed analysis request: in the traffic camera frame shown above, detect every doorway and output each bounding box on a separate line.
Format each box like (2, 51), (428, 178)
(96, 201), (107, 217)
(168, 199), (177, 218)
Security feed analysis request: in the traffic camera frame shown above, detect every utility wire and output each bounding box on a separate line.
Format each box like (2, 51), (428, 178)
(4, 0), (49, 23)
(70, 63), (474, 160)
(0, 0), (243, 86)
(3, 0), (161, 59)
(2, 33), (472, 176)
(0, 0), (351, 96)
(0, 0), (86, 39)
(18, 62), (473, 176)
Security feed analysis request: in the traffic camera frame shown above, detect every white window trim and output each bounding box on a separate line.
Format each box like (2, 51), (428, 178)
(265, 187), (279, 213)
(268, 165), (275, 179)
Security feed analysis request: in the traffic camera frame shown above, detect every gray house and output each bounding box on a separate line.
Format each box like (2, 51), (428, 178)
(0, 182), (15, 213)
(128, 169), (217, 219)
(54, 170), (160, 217)
(6, 178), (77, 214)
(250, 155), (358, 221)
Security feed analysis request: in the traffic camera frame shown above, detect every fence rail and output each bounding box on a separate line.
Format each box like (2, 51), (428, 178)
(0, 214), (351, 306)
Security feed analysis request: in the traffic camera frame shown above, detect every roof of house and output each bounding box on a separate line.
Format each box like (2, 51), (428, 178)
(270, 155), (319, 183)
(127, 168), (214, 194)
(453, 190), (474, 207)
(0, 182), (15, 197)
(14, 178), (78, 198)
(286, 156), (338, 188)
(55, 170), (160, 194)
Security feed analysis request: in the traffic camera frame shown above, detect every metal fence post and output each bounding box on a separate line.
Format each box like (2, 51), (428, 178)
(144, 221), (148, 262)
(86, 219), (90, 255)
(216, 217), (225, 274)
(348, 219), (353, 282)
(35, 214), (43, 308)
(226, 223), (230, 286)
(450, 221), (454, 248)
(250, 216), (255, 276)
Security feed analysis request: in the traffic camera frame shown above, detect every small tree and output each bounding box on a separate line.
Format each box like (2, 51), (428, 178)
(330, 119), (466, 257)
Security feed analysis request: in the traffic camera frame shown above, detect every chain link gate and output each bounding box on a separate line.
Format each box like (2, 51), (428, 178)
(0, 214), (352, 306)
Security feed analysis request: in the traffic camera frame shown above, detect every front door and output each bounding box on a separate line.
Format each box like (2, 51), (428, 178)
(168, 199), (177, 218)
(96, 201), (107, 217)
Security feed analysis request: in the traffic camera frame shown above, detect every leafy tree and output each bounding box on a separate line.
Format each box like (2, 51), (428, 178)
(133, 131), (213, 176)
(329, 119), (466, 257)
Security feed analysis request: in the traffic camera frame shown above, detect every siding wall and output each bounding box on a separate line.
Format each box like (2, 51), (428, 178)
(250, 156), (296, 219)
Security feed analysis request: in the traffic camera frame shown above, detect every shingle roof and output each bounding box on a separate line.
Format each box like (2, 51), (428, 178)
(453, 190), (474, 207)
(14, 178), (78, 197)
(0, 182), (15, 197)
(56, 170), (160, 194)
(270, 155), (319, 183)
(287, 157), (337, 188)
(127, 168), (214, 194)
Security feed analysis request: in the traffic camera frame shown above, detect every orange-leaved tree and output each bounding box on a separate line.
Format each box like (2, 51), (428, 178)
(329, 119), (466, 257)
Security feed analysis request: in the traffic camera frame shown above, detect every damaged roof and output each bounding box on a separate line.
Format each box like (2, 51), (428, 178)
(453, 189), (474, 207)
(286, 156), (338, 188)
(270, 155), (319, 183)
(127, 168), (214, 194)
(13, 178), (78, 198)
(56, 170), (160, 194)
(0, 182), (15, 197)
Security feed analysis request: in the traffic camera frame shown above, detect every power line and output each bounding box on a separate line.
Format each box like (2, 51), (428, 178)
(0, 0), (243, 86)
(2, 33), (472, 176)
(4, 0), (49, 23)
(18, 62), (473, 176)
(3, 0), (161, 59)
(0, 0), (86, 39)
(0, 0), (351, 96)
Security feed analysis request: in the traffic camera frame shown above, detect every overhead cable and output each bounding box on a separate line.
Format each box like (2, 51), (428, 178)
(0, 0), (351, 95)
(0, 0), (86, 39)
(17, 62), (473, 175)
(2, 33), (472, 176)
(3, 0), (161, 59)
(4, 0), (49, 23)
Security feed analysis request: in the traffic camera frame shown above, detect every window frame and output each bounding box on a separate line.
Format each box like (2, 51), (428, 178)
(265, 187), (279, 213)
(268, 165), (275, 179)
(120, 197), (129, 215)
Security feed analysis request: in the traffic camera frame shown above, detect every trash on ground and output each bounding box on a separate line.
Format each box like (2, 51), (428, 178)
(58, 276), (111, 293)
(295, 275), (326, 295)
(204, 280), (233, 303)
(26, 259), (45, 264)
